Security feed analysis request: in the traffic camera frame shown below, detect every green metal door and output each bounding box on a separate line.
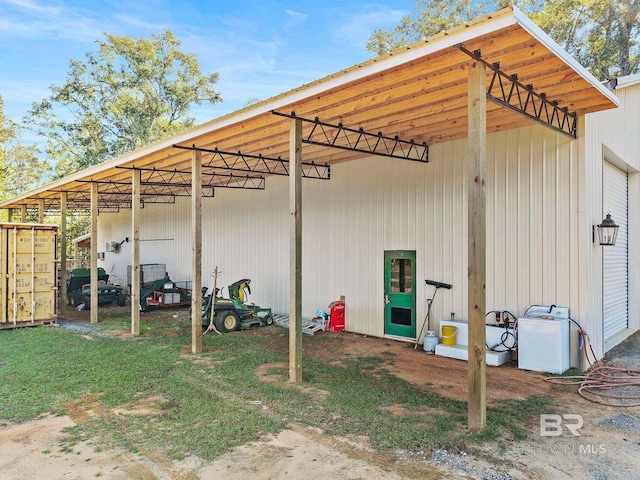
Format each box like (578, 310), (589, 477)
(384, 250), (416, 338)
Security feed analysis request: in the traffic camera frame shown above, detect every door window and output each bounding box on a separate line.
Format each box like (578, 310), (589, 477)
(390, 258), (413, 293)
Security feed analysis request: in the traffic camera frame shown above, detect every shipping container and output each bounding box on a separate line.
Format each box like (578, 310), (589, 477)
(1, 223), (57, 328)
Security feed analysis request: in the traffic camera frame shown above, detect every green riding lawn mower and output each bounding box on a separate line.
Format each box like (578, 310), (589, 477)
(67, 268), (126, 309)
(201, 278), (274, 333)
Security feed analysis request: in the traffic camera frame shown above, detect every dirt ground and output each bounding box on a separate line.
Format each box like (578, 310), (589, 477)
(1, 310), (639, 479)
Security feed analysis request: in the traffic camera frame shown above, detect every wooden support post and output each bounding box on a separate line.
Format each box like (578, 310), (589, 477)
(90, 182), (98, 323)
(7, 208), (13, 222)
(60, 192), (68, 313)
(191, 150), (203, 354)
(289, 117), (303, 383)
(38, 199), (45, 223)
(21, 205), (27, 223)
(467, 59), (487, 430)
(131, 170), (141, 336)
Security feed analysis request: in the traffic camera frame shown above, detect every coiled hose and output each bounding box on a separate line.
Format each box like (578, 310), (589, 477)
(544, 318), (640, 407)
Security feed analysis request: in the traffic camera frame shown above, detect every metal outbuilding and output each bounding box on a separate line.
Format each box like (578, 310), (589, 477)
(1, 7), (633, 429)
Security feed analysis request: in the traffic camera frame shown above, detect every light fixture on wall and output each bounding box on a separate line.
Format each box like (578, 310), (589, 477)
(593, 213), (619, 246)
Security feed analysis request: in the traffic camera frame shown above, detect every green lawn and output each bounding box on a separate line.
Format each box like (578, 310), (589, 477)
(0, 314), (550, 461)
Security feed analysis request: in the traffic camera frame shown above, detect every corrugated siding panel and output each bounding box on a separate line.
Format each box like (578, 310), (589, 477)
(582, 82), (640, 356)
(486, 127), (577, 320)
(99, 124), (583, 342)
(516, 128), (532, 312)
(603, 161), (628, 339)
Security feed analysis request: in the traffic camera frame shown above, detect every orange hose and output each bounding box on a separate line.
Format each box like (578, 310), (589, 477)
(545, 366), (640, 407)
(541, 322), (639, 406)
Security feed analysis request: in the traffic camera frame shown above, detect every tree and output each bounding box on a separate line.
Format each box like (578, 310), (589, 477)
(367, 0), (639, 80)
(367, 0), (512, 55)
(0, 95), (50, 219)
(26, 30), (222, 177)
(529, 0), (639, 78)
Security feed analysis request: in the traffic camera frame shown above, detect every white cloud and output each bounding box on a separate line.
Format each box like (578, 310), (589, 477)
(1, 0), (406, 139)
(284, 9), (308, 30)
(0, 0), (113, 43)
(177, 31), (305, 119)
(3, 0), (60, 15)
(116, 14), (169, 32)
(285, 9), (307, 19)
(334, 3), (408, 49)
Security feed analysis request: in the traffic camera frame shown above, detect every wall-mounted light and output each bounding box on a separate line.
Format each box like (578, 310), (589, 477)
(593, 213), (619, 246)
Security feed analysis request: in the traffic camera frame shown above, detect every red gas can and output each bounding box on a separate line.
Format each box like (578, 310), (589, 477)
(329, 300), (345, 332)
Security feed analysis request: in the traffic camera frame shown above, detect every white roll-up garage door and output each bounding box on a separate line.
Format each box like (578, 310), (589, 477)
(603, 161), (628, 341)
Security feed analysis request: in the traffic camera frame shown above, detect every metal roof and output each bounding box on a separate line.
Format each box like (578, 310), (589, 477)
(615, 73), (640, 89)
(1, 6), (619, 212)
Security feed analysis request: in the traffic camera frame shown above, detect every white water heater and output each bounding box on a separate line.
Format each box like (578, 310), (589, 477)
(517, 306), (570, 374)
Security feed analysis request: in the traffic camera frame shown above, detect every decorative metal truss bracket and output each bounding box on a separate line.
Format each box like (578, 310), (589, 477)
(72, 165), (267, 211)
(26, 196), (113, 215)
(455, 44), (577, 138)
(271, 111), (429, 162)
(117, 166), (265, 192)
(173, 144), (331, 180)
(38, 163), (268, 213)
(48, 189), (135, 213)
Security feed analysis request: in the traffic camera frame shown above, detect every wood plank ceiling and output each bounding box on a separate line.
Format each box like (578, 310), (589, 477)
(1, 7), (618, 212)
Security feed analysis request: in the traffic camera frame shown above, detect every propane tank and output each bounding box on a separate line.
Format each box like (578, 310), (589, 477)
(423, 330), (438, 354)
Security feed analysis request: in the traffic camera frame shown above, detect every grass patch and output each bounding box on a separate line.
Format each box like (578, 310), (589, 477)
(0, 316), (550, 461)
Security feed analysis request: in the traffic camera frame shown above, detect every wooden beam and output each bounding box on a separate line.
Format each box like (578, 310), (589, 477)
(59, 192), (67, 314)
(90, 182), (98, 323)
(289, 117), (303, 383)
(38, 199), (45, 223)
(191, 150), (203, 354)
(131, 170), (141, 336)
(21, 205), (26, 223)
(467, 59), (487, 430)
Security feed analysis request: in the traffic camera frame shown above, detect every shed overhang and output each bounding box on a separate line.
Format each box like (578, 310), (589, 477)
(1, 6), (619, 212)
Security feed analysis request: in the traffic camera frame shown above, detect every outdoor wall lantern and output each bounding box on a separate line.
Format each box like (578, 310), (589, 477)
(593, 213), (619, 246)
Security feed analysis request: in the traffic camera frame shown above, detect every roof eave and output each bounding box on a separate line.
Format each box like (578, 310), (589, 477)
(0, 9), (522, 210)
(0, 7), (621, 210)
(511, 5), (620, 108)
(615, 73), (640, 89)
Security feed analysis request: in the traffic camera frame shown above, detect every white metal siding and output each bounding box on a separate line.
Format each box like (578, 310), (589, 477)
(98, 124), (583, 343)
(583, 81), (640, 357)
(603, 161), (629, 339)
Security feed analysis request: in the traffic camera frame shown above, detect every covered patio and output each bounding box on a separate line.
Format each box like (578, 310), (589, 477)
(0, 6), (618, 429)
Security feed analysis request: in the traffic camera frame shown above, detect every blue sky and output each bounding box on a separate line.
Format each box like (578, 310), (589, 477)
(0, 0), (414, 147)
